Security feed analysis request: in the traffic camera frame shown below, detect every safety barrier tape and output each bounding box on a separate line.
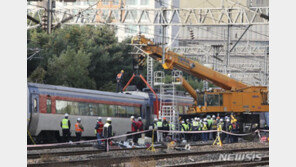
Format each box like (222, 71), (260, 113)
(157, 130), (218, 134)
(158, 130), (255, 136)
(27, 129), (269, 148)
(27, 129), (153, 148)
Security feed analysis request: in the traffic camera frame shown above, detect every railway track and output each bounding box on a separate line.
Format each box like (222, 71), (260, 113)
(27, 143), (94, 151)
(27, 147), (269, 166)
(166, 157), (269, 167)
(27, 141), (251, 159)
(27, 140), (254, 152)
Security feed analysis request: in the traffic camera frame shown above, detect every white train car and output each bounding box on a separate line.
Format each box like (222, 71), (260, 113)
(27, 83), (150, 143)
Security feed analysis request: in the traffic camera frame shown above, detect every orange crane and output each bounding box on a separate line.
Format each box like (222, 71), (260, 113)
(131, 35), (269, 115)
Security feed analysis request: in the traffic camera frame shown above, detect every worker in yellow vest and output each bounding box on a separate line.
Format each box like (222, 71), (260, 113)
(156, 118), (163, 142)
(192, 117), (199, 141)
(60, 113), (71, 142)
(75, 118), (84, 141)
(116, 70), (124, 92)
(211, 115), (217, 139)
(181, 120), (188, 140)
(202, 118), (208, 142)
(103, 117), (113, 151)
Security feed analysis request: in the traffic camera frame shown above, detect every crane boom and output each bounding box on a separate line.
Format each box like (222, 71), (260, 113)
(132, 35), (268, 114)
(133, 36), (248, 90)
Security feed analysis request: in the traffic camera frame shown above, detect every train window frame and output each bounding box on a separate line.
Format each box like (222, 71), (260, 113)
(134, 106), (140, 118)
(98, 104), (108, 117)
(55, 99), (140, 118)
(108, 104), (116, 117)
(46, 97), (51, 113)
(117, 105), (127, 117)
(126, 106), (135, 118)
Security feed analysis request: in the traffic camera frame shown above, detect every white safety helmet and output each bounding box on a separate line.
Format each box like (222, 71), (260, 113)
(77, 118), (81, 121)
(226, 118), (230, 122)
(107, 117), (112, 122)
(98, 117), (102, 121)
(203, 118), (207, 122)
(138, 117), (142, 120)
(212, 115), (216, 118)
(194, 117), (198, 121)
(154, 118), (158, 122)
(186, 119), (189, 122)
(65, 113), (69, 117)
(197, 117), (200, 121)
(181, 120), (185, 124)
(131, 116), (135, 119)
(220, 118), (223, 122)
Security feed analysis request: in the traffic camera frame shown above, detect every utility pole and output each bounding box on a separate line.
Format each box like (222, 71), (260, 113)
(225, 8), (232, 75)
(225, 25), (230, 74)
(47, 0), (53, 34)
(162, 11), (166, 64)
(264, 47), (269, 86)
(161, 0), (168, 65)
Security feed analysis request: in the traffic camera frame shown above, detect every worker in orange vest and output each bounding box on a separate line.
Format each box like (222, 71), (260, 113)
(116, 70), (124, 92)
(75, 118), (84, 141)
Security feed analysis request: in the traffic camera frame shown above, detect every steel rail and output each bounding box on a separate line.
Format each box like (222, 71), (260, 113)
(28, 147), (268, 166)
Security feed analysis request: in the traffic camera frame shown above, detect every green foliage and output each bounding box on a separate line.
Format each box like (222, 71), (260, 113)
(28, 66), (46, 83)
(27, 25), (133, 91)
(27, 25), (214, 92)
(47, 47), (96, 89)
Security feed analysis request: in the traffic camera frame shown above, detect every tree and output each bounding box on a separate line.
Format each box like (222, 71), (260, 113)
(28, 66), (46, 83)
(47, 47), (96, 89)
(27, 25), (135, 91)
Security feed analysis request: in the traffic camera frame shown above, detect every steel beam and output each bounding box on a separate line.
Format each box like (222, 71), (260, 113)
(27, 6), (269, 27)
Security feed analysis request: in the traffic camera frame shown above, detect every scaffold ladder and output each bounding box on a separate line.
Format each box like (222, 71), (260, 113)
(155, 70), (182, 139)
(147, 56), (154, 87)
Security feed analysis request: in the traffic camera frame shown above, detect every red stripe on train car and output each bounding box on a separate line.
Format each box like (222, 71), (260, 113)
(39, 95), (142, 113)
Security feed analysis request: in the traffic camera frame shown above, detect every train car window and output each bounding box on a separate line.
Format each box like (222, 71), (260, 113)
(79, 102), (90, 116)
(134, 107), (140, 118)
(46, 98), (51, 113)
(89, 104), (94, 116)
(56, 100), (67, 114)
(68, 101), (79, 115)
(184, 106), (189, 112)
(92, 103), (100, 116)
(99, 104), (108, 117)
(56, 100), (79, 115)
(126, 106), (134, 118)
(109, 105), (117, 117)
(107, 105), (116, 117)
(117, 106), (127, 117)
(33, 98), (37, 113)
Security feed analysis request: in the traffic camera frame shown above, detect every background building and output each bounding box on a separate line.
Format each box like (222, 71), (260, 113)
(177, 0), (269, 86)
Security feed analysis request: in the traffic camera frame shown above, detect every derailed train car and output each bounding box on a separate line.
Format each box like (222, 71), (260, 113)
(27, 83), (193, 143)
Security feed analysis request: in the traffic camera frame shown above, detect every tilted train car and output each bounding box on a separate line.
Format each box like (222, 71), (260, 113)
(27, 83), (149, 143)
(27, 83), (194, 143)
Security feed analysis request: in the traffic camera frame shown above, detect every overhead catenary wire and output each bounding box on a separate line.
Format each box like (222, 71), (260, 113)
(27, 1), (268, 64)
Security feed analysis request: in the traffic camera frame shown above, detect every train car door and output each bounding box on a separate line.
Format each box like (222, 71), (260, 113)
(27, 87), (30, 128)
(28, 93), (39, 135)
(31, 94), (39, 114)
